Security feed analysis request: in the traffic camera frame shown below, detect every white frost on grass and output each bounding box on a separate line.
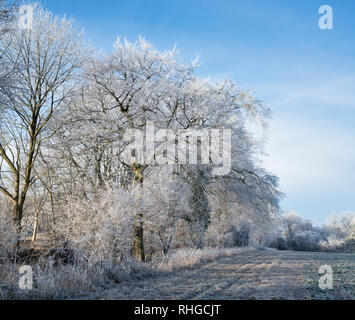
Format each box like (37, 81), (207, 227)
(155, 247), (255, 272)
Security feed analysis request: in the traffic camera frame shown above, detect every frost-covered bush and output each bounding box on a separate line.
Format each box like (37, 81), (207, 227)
(204, 205), (231, 248)
(204, 172), (283, 249)
(274, 212), (325, 251)
(55, 188), (138, 261)
(142, 167), (192, 256)
(54, 168), (195, 261)
(341, 238), (355, 253)
(173, 219), (203, 249)
(290, 230), (325, 252)
(270, 237), (288, 250)
(205, 188), (280, 248)
(318, 212), (355, 252)
(206, 224), (250, 248)
(319, 237), (355, 253)
(270, 212), (355, 252)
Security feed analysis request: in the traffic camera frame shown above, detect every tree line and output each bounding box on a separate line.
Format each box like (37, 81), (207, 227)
(0, 3), (352, 262)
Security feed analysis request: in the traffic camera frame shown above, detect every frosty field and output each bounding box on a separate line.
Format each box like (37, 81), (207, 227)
(87, 249), (355, 300)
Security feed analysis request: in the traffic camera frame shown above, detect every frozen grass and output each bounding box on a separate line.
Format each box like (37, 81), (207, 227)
(302, 252), (355, 300)
(1, 248), (353, 300)
(0, 247), (254, 300)
(155, 247), (254, 272)
(0, 255), (156, 300)
(98, 250), (355, 300)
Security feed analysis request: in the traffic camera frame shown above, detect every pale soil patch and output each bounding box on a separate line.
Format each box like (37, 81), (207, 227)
(94, 250), (354, 300)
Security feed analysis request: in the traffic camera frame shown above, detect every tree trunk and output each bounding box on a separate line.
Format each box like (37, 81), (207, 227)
(13, 203), (23, 248)
(131, 164), (145, 262)
(32, 210), (39, 242)
(132, 213), (145, 262)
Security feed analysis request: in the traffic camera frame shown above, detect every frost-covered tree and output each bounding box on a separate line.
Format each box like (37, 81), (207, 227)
(48, 36), (282, 260)
(0, 4), (85, 244)
(326, 212), (355, 240)
(282, 212), (312, 241)
(142, 167), (191, 255)
(0, 0), (18, 106)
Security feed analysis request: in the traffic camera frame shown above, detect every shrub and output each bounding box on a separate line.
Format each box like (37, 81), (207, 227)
(270, 237), (288, 251)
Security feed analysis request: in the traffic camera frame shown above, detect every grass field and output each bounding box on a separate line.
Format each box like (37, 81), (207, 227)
(1, 248), (354, 300)
(91, 249), (354, 300)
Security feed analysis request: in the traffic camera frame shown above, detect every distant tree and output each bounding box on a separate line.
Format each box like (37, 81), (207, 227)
(326, 212), (355, 240)
(283, 212), (304, 242)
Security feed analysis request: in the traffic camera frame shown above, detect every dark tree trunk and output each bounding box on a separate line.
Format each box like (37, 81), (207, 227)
(13, 203), (23, 248)
(131, 164), (145, 262)
(132, 213), (145, 262)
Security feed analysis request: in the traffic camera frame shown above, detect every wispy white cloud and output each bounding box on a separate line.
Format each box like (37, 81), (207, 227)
(254, 74), (355, 110)
(263, 114), (355, 195)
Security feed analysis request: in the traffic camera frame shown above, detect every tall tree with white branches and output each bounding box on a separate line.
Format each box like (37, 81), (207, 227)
(0, 4), (85, 245)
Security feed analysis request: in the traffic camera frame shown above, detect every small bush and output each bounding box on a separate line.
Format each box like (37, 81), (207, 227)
(270, 237), (288, 251)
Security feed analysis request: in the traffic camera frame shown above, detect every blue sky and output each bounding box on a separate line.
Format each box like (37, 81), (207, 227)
(43, 0), (355, 226)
